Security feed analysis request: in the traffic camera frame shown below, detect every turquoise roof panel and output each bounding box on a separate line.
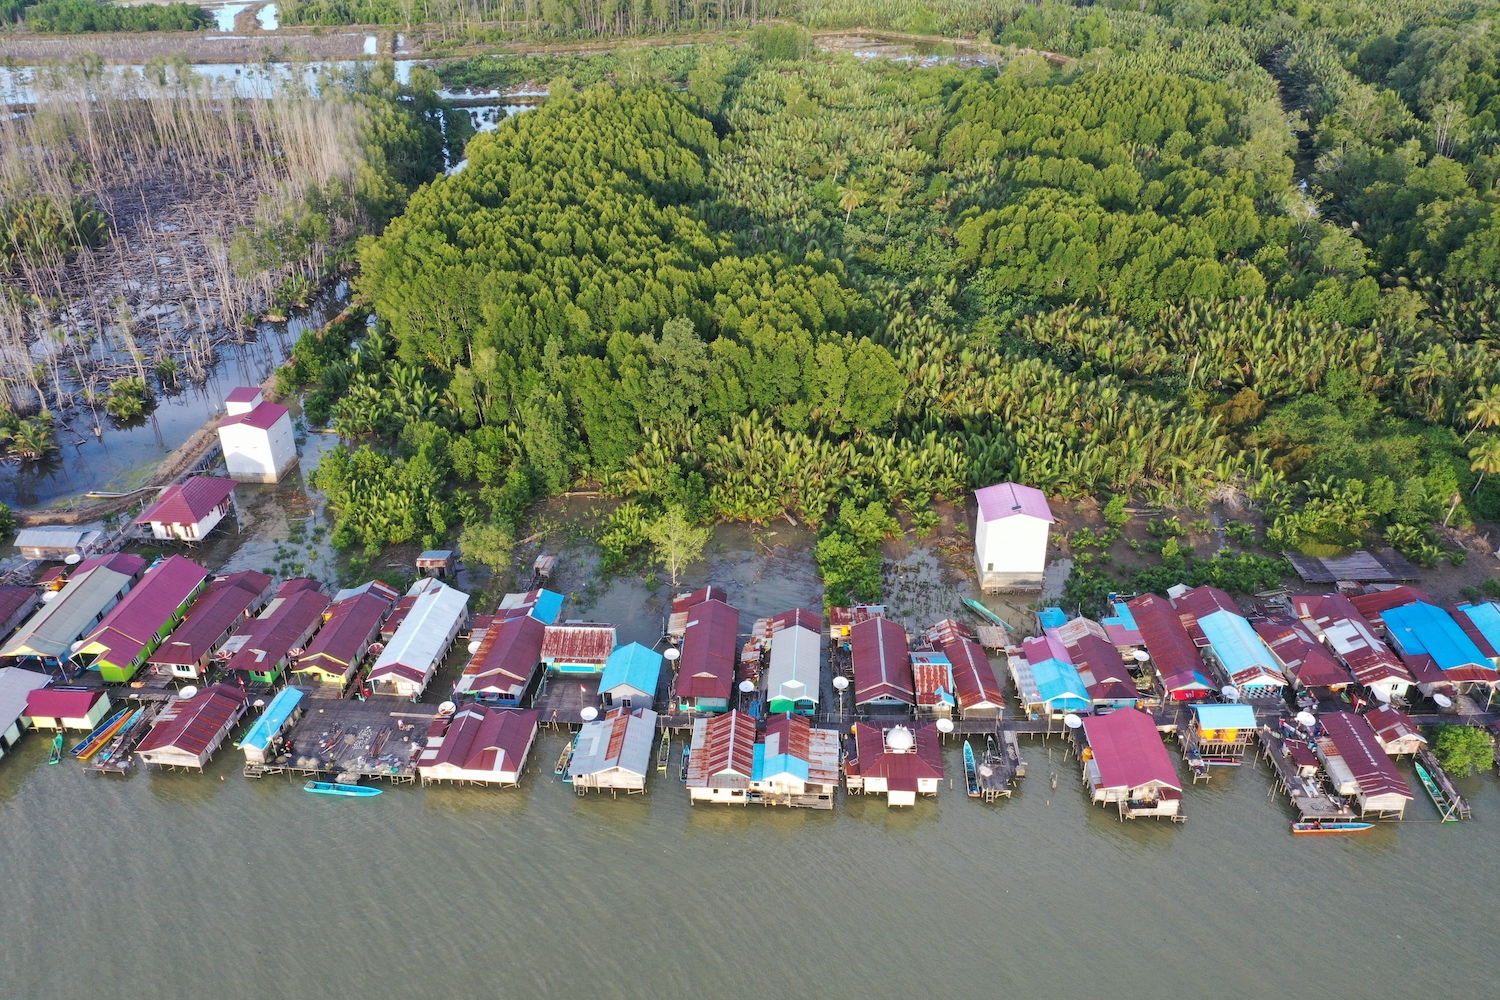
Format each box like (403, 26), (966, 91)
(237, 686), (303, 752)
(599, 641), (663, 697)
(1383, 602), (1489, 671)
(1190, 703), (1256, 730)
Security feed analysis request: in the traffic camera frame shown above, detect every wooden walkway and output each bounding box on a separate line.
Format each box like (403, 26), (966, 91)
(1414, 746), (1472, 821)
(1258, 727), (1356, 821)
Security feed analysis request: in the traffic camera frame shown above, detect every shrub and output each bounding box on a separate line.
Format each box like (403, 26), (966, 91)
(104, 377), (152, 420)
(1429, 725), (1494, 778)
(1102, 494), (1129, 528)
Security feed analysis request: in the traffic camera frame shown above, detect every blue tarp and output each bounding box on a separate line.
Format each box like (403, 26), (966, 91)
(1456, 602), (1500, 657)
(1038, 607), (1069, 630)
(237, 686), (303, 751)
(1384, 602), (1490, 670)
(599, 641), (662, 698)
(1031, 657), (1089, 712)
(1197, 611), (1280, 682)
(1191, 703), (1256, 730)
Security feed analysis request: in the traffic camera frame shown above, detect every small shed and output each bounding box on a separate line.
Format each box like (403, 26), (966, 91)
(24, 687), (111, 730)
(1189, 703), (1257, 755)
(237, 686), (305, 765)
(417, 550), (456, 579)
(1364, 705), (1426, 756)
(14, 524), (103, 562)
(598, 642), (662, 709)
(135, 684), (249, 769)
(135, 476), (238, 543)
(569, 707), (657, 794)
(0, 666), (51, 759)
(540, 622), (617, 675)
(973, 481), (1054, 592)
(417, 705), (540, 787)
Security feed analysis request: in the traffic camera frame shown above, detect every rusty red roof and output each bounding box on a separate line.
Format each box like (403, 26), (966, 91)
(1292, 594), (1413, 687)
(1253, 615), (1351, 688)
(1082, 707), (1180, 792)
(294, 590), (393, 675)
(1128, 593), (1211, 694)
(685, 709), (756, 788)
(461, 615), (544, 695)
(672, 586), (728, 614)
(1319, 711), (1413, 801)
(849, 723), (942, 791)
(382, 596), (418, 638)
(851, 616), (914, 705)
(1349, 586), (1434, 624)
(136, 476), (237, 526)
(136, 684), (247, 756)
(925, 618), (975, 646)
(770, 608), (823, 633)
(0, 586), (38, 626)
(223, 582), (329, 673)
(540, 623), (616, 665)
(25, 687), (105, 718)
(677, 599), (739, 702)
(1067, 631), (1137, 703)
(150, 571), (271, 667)
(943, 637), (1005, 710)
(422, 705), (539, 773)
(1364, 705), (1422, 745)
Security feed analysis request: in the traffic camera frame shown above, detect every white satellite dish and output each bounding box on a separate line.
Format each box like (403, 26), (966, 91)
(1221, 685), (1240, 702)
(1372, 686), (1392, 704)
(467, 640), (481, 655)
(41, 591), (57, 602)
(832, 675), (849, 691)
(180, 685), (199, 699)
(935, 717), (954, 734)
(1132, 649), (1150, 663)
(663, 647), (681, 662)
(1295, 710), (1316, 727)
(580, 706), (599, 722)
(438, 700), (457, 716)
(738, 679), (755, 693)
(253, 698), (266, 709)
(64, 553), (81, 565)
(70, 640), (85, 653)
(1433, 693), (1453, 708)
(885, 726), (915, 752)
(1063, 713), (1082, 729)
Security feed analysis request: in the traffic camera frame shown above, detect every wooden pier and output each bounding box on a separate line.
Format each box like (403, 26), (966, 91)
(269, 697), (430, 783)
(86, 701), (165, 774)
(1413, 747), (1472, 821)
(1258, 727), (1355, 822)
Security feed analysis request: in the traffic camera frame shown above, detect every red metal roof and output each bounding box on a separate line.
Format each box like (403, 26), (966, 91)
(82, 555), (210, 663)
(1292, 594), (1413, 687)
(1128, 593), (1211, 694)
(294, 590), (392, 675)
(224, 583), (329, 673)
(925, 618), (975, 646)
(382, 595), (418, 638)
(136, 476), (237, 526)
(424, 705), (539, 772)
(943, 637), (1005, 710)
(136, 684), (247, 756)
(1082, 707), (1180, 792)
(851, 617), (914, 705)
(73, 552), (147, 578)
(1349, 586), (1434, 624)
(1252, 615), (1351, 688)
(1319, 711), (1413, 800)
(677, 599), (739, 702)
(911, 654), (952, 710)
(219, 401), (289, 431)
(1449, 605), (1500, 660)
(1172, 585), (1240, 620)
(150, 571), (272, 666)
(25, 687), (104, 717)
(848, 723), (942, 791)
(671, 586), (728, 614)
(685, 709), (756, 787)
(0, 586), (38, 626)
(770, 608), (823, 633)
(1067, 631), (1137, 703)
(540, 623), (616, 665)
(461, 615), (544, 694)
(1364, 705), (1421, 744)
(225, 386), (262, 404)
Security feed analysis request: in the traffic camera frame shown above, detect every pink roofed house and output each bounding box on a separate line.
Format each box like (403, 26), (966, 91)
(221, 580), (330, 686)
(1081, 707), (1183, 821)
(973, 481), (1054, 592)
(136, 476), (238, 542)
(417, 705), (540, 786)
(148, 570), (274, 680)
(76, 555), (211, 683)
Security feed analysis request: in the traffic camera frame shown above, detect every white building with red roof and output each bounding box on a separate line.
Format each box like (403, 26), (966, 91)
(973, 481), (1054, 591)
(24, 687), (112, 730)
(217, 386), (297, 483)
(417, 705), (540, 786)
(1080, 707), (1183, 821)
(136, 476), (238, 542)
(135, 683), (249, 769)
(845, 723), (943, 807)
(685, 709), (757, 804)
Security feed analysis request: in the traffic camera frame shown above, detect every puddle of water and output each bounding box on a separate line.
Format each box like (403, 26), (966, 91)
(0, 58), (416, 104)
(363, 35), (378, 56)
(256, 3), (278, 29)
(208, 2), (248, 32)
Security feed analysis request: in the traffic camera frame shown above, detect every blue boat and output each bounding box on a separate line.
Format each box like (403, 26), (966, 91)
(1291, 820), (1373, 835)
(963, 741), (980, 798)
(304, 780), (382, 797)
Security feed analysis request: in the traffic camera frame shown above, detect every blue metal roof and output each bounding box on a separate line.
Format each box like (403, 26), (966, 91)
(599, 642), (662, 697)
(237, 686), (303, 751)
(1031, 657), (1089, 712)
(1197, 611), (1280, 681)
(1102, 602), (1138, 630)
(1457, 602), (1500, 656)
(1383, 602), (1489, 670)
(753, 743), (810, 783)
(1191, 703), (1256, 730)
(1039, 607), (1068, 630)
(527, 589), (564, 624)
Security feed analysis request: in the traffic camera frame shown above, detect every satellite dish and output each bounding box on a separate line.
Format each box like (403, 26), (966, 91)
(1433, 693), (1453, 708)
(935, 717), (954, 734)
(663, 647), (681, 662)
(832, 675), (849, 691)
(885, 726), (915, 752)
(467, 640), (481, 654)
(1295, 710), (1316, 727)
(70, 640), (85, 652)
(181, 685), (199, 699)
(438, 700), (456, 716)
(41, 591), (57, 602)
(580, 706), (599, 722)
(64, 554), (81, 565)
(739, 679), (756, 694)
(253, 698), (266, 709)
(1221, 685), (1240, 702)
(1063, 713), (1082, 729)
(1132, 649), (1150, 663)
(1372, 686), (1392, 704)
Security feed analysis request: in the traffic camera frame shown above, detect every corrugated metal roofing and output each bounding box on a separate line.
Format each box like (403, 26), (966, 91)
(14, 526), (98, 550)
(677, 599), (739, 702)
(369, 579), (469, 685)
(1028, 654), (1089, 711)
(1129, 593), (1213, 695)
(569, 707), (657, 780)
(497, 589), (564, 624)
(1364, 705), (1421, 744)
(0, 666), (51, 729)
(974, 481), (1054, 522)
(1081, 708), (1180, 792)
(943, 637), (1005, 710)
(223, 583), (330, 674)
(1381, 602), (1492, 673)
(136, 476), (237, 526)
(24, 686), (104, 718)
(455, 614), (544, 697)
(419, 705), (539, 775)
(137, 684), (248, 757)
(219, 401), (289, 431)
(1349, 586), (1434, 623)
(1318, 711), (1413, 801)
(686, 710), (756, 788)
(237, 686), (304, 752)
(0, 554), (146, 661)
(756, 715), (839, 786)
(599, 642), (662, 699)
(911, 653), (956, 710)
(1253, 615), (1350, 688)
(765, 620), (820, 707)
(1452, 602), (1500, 661)
(1293, 594), (1413, 687)
(1174, 589), (1285, 690)
(150, 571), (271, 666)
(293, 590), (392, 677)
(1190, 703), (1256, 730)
(79, 555), (210, 667)
(540, 623), (616, 665)
(848, 723), (943, 790)
(851, 616), (914, 705)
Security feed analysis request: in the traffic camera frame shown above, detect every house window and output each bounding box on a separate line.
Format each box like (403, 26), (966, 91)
(986, 563), (994, 571)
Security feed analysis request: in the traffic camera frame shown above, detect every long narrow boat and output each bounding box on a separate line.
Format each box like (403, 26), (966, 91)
(679, 745), (690, 782)
(656, 729), (670, 773)
(304, 780), (381, 797)
(555, 733), (577, 780)
(1290, 820), (1374, 835)
(71, 706), (134, 760)
(1413, 760), (1458, 822)
(48, 733), (64, 764)
(963, 599), (1009, 629)
(963, 740), (980, 798)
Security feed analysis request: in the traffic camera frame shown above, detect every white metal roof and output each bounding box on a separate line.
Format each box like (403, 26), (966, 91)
(765, 623), (821, 705)
(0, 666), (51, 729)
(368, 578), (469, 682)
(0, 563), (135, 660)
(569, 707), (657, 779)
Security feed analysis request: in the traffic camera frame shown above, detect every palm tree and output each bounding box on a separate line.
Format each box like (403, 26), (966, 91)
(838, 184), (867, 223)
(11, 417), (55, 461)
(1404, 346), (1451, 420)
(1463, 385), (1500, 441)
(1470, 435), (1500, 495)
(827, 150), (849, 184)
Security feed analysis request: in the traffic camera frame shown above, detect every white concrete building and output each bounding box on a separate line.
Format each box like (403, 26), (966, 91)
(973, 481), (1054, 592)
(218, 387), (297, 483)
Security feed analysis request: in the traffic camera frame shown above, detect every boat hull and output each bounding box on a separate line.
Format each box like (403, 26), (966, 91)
(1290, 821), (1372, 834)
(304, 781), (381, 797)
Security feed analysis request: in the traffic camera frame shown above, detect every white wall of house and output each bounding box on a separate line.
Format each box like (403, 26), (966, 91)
(220, 414), (297, 484)
(975, 514), (1050, 591)
(145, 502), (229, 543)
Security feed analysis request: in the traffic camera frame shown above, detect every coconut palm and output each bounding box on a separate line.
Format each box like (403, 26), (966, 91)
(838, 184), (867, 223)
(10, 417), (55, 461)
(1470, 436), (1500, 495)
(1463, 385), (1500, 442)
